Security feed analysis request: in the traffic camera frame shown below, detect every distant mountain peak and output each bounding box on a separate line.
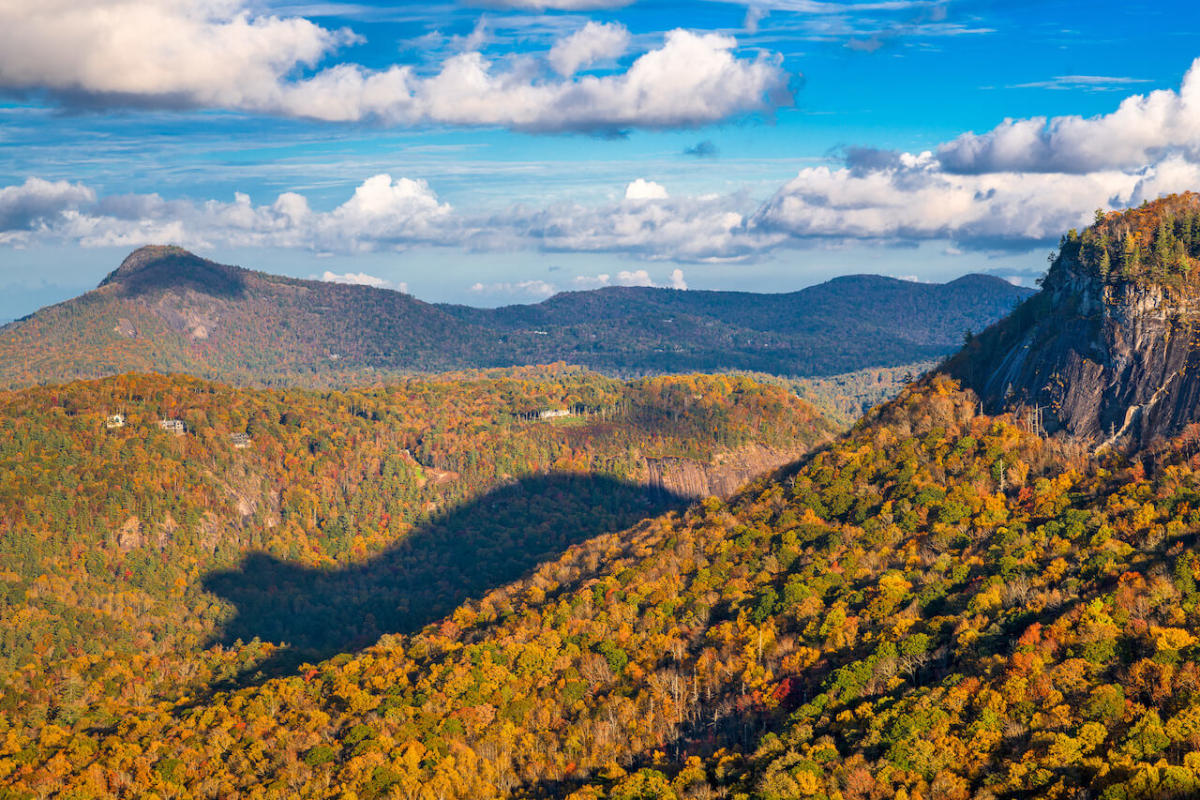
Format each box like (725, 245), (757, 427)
(100, 245), (198, 285)
(98, 245), (247, 298)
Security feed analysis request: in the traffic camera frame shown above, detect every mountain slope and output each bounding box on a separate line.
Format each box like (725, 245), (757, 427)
(0, 246), (1031, 388)
(0, 368), (834, 712)
(0, 246), (489, 388)
(443, 273), (1033, 376)
(14, 373), (1200, 800)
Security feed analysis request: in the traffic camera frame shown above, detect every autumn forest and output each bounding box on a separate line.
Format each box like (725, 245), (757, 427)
(7, 198), (1200, 799)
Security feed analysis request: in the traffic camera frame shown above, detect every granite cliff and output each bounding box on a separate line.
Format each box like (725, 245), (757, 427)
(643, 442), (812, 498)
(945, 192), (1200, 450)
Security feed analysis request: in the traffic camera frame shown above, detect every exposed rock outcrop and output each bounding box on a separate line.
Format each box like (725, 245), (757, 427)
(644, 444), (809, 498)
(944, 199), (1200, 451)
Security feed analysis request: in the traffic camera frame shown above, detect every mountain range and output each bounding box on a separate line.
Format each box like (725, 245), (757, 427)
(0, 245), (1031, 388)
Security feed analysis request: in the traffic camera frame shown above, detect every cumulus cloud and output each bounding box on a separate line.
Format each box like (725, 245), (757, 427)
(0, 173), (454, 252)
(0, 177), (95, 233)
(14, 55), (1200, 264)
(0, 0), (356, 105)
(755, 151), (1148, 248)
(548, 21), (629, 77)
(318, 270), (406, 292)
(616, 269), (654, 286)
(469, 279), (558, 298)
(939, 57), (1200, 174)
(0, 2), (791, 133)
(572, 268), (688, 289)
(0, 173), (764, 261)
(725, 59), (1200, 252)
(7, 152), (1198, 263)
(624, 179), (669, 200)
(514, 190), (769, 261)
(282, 29), (789, 133)
(573, 274), (612, 289)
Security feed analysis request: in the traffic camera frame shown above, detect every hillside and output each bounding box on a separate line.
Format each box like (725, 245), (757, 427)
(0, 246), (1031, 389)
(946, 193), (1200, 450)
(0, 368), (834, 727)
(11, 367), (1200, 799)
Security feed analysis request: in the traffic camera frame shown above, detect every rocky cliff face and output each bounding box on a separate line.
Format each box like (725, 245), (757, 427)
(944, 257), (1200, 450)
(644, 443), (808, 498)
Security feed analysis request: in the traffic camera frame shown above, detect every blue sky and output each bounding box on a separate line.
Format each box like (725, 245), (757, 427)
(2, 0), (1200, 318)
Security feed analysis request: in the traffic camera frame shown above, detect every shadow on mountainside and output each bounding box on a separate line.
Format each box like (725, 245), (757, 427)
(109, 249), (248, 299)
(200, 473), (688, 691)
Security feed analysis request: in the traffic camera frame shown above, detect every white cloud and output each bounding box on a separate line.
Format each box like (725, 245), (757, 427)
(756, 151), (1143, 247)
(469, 279), (558, 298)
(0, 0), (356, 104)
(573, 273), (611, 289)
(939, 57), (1200, 174)
(317, 175), (452, 250)
(0, 2), (791, 133)
(4, 153), (1194, 262)
(3, 173), (454, 253)
(616, 269), (654, 286)
(318, 270), (404, 291)
(624, 178), (669, 200)
(515, 192), (767, 261)
(15, 53), (1200, 264)
(548, 21), (629, 77)
(278, 29), (790, 133)
(0, 177), (95, 234)
(572, 268), (688, 289)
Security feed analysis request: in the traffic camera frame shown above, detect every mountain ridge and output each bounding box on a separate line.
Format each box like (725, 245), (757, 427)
(0, 245), (1032, 388)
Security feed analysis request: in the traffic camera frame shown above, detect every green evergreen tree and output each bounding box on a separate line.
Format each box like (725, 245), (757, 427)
(1121, 233), (1141, 280)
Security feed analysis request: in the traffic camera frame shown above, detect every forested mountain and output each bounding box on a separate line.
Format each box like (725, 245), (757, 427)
(0, 368), (833, 762)
(0, 246), (1030, 389)
(12, 369), (1200, 799)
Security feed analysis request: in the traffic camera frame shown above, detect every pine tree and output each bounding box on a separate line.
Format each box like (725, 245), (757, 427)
(1154, 218), (1174, 276)
(1121, 233), (1141, 280)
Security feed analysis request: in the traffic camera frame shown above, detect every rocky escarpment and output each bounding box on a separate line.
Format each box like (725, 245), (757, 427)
(945, 238), (1200, 450)
(644, 443), (808, 498)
